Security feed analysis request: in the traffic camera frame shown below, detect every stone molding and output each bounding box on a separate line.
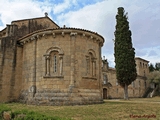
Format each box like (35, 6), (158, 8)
(43, 75), (64, 78)
(18, 29), (104, 46)
(82, 76), (97, 80)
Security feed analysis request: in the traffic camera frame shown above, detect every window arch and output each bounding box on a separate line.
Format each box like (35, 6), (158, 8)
(50, 51), (59, 74)
(140, 62), (142, 67)
(103, 74), (108, 84)
(44, 46), (64, 77)
(139, 80), (141, 87)
(86, 49), (96, 77)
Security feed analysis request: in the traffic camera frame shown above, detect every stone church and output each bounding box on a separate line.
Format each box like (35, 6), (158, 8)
(0, 14), (150, 105)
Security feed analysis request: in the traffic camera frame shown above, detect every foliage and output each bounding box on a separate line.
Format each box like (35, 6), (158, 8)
(0, 104), (61, 120)
(155, 63), (160, 71)
(0, 104), (11, 112)
(147, 71), (160, 84)
(0, 104), (12, 119)
(114, 7), (137, 88)
(13, 109), (59, 120)
(149, 63), (160, 72)
(147, 65), (160, 97)
(149, 63), (155, 72)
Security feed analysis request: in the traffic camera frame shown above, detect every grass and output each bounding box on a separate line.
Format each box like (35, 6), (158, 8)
(0, 97), (160, 120)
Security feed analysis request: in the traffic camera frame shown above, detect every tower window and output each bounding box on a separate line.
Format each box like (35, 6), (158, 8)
(140, 62), (142, 67)
(103, 75), (108, 84)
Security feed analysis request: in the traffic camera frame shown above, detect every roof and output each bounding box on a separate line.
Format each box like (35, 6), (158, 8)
(18, 27), (104, 41)
(0, 27), (6, 33)
(11, 16), (60, 28)
(135, 57), (149, 63)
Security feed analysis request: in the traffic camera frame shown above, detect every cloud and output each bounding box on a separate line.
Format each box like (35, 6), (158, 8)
(136, 46), (160, 64)
(0, 0), (160, 67)
(52, 0), (78, 14)
(0, 0), (52, 30)
(43, 0), (160, 67)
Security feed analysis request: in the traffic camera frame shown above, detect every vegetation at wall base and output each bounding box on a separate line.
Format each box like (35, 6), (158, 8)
(0, 103), (63, 120)
(114, 7), (137, 100)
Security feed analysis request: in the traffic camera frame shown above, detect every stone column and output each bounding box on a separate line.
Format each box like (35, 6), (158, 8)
(86, 56), (90, 76)
(29, 37), (37, 99)
(92, 60), (96, 77)
(45, 57), (47, 75)
(33, 38), (37, 91)
(59, 55), (63, 76)
(69, 32), (77, 88)
(46, 55), (50, 76)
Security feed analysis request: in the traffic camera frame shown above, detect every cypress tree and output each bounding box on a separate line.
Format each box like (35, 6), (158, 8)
(114, 7), (137, 100)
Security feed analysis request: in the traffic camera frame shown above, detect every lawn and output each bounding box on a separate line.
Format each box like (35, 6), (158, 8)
(0, 97), (160, 120)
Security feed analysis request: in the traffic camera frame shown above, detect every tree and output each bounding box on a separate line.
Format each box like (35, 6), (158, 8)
(155, 63), (160, 71)
(114, 7), (137, 100)
(147, 71), (160, 96)
(149, 63), (155, 72)
(147, 71), (160, 84)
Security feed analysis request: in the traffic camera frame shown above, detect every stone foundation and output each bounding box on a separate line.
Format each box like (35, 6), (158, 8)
(19, 89), (103, 105)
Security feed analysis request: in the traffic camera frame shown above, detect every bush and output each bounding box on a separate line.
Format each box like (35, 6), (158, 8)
(13, 109), (59, 120)
(0, 104), (12, 119)
(0, 104), (61, 120)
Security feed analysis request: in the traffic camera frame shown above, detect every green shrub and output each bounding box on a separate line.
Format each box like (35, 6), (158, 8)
(0, 104), (61, 120)
(0, 104), (11, 112)
(0, 104), (12, 119)
(13, 109), (60, 120)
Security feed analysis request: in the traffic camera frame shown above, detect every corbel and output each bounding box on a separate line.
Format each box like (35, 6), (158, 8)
(90, 36), (93, 39)
(62, 32), (65, 37)
(52, 32), (56, 38)
(70, 32), (77, 36)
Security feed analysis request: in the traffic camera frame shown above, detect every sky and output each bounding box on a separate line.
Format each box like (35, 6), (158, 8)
(0, 0), (160, 67)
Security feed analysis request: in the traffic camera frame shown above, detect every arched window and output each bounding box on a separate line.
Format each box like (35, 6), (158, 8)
(144, 70), (145, 77)
(86, 49), (96, 77)
(44, 47), (64, 77)
(144, 81), (147, 89)
(54, 55), (57, 72)
(140, 62), (142, 67)
(50, 51), (59, 74)
(139, 80), (141, 87)
(103, 74), (108, 84)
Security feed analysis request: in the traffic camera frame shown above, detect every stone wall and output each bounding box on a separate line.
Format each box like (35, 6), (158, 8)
(0, 36), (17, 102)
(0, 16), (60, 103)
(102, 58), (150, 99)
(19, 28), (104, 105)
(135, 57), (149, 77)
(11, 17), (59, 38)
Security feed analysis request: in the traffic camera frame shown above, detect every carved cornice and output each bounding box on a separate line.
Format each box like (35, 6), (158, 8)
(18, 29), (104, 46)
(82, 76), (97, 80)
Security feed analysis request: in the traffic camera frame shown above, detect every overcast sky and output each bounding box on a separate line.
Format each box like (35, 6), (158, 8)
(0, 0), (160, 67)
